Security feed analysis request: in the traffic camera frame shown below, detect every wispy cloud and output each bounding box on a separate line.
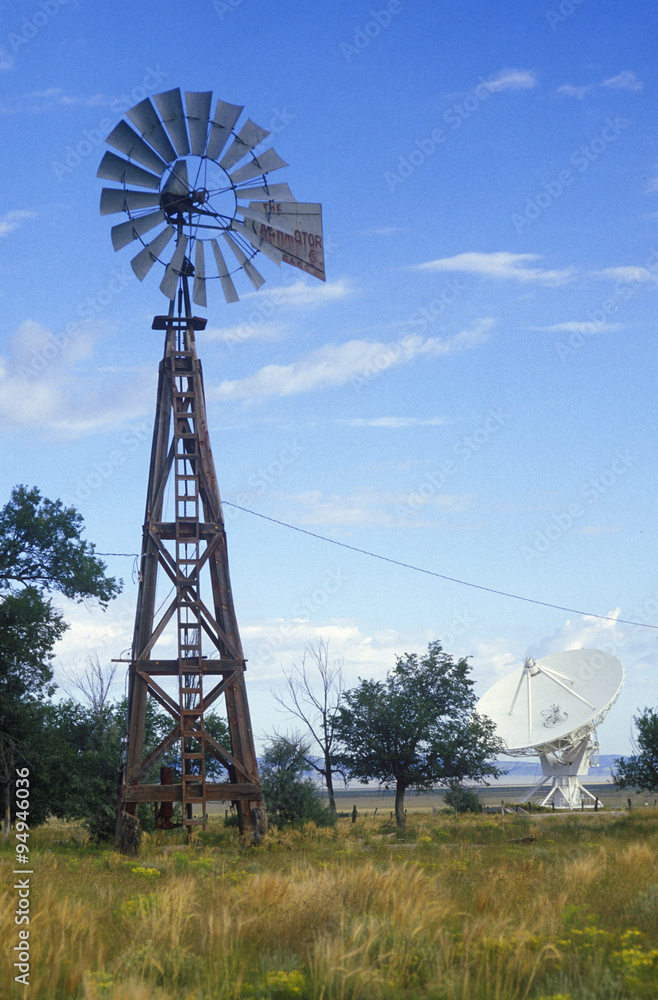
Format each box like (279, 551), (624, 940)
(0, 48), (13, 72)
(486, 69), (537, 92)
(0, 319), (153, 438)
(556, 83), (593, 100)
(596, 266), (658, 284)
(266, 488), (472, 528)
(532, 321), (624, 334)
(213, 320), (492, 402)
(557, 69), (643, 99)
(0, 88), (107, 114)
(414, 252), (573, 286)
(243, 277), (353, 308)
(202, 321), (285, 345)
(0, 209), (36, 238)
(603, 70), (643, 92)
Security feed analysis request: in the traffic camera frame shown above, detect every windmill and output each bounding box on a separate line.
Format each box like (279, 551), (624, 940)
(99, 88), (324, 851)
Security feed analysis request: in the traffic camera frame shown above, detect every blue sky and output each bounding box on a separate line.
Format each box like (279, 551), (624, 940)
(1, 0), (657, 757)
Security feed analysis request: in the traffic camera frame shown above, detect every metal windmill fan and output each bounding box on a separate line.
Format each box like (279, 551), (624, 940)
(98, 88), (325, 305)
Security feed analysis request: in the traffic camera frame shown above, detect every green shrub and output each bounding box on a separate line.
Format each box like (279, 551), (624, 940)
(444, 783), (482, 813)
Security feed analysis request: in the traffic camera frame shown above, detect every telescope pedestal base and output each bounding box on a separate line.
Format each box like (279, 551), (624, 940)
(519, 734), (600, 810)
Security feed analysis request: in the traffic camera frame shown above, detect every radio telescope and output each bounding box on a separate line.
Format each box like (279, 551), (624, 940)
(476, 649), (624, 809)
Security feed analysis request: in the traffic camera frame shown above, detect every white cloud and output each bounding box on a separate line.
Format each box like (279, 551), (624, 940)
(213, 319), (493, 401)
(556, 83), (593, 100)
(260, 487), (473, 529)
(0, 319), (154, 438)
(52, 592), (137, 696)
(472, 638), (521, 692)
(0, 209), (36, 238)
(485, 69), (537, 92)
(532, 321), (623, 334)
(0, 48), (13, 71)
(243, 277), (353, 309)
(202, 321), (285, 345)
(533, 610), (624, 657)
(596, 266), (658, 284)
(557, 71), (643, 99)
(603, 70), (643, 91)
(415, 252), (573, 286)
(0, 89), (107, 114)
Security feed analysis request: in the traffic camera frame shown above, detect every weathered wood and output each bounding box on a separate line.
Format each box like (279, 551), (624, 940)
(116, 283), (266, 844)
(118, 810), (142, 855)
(133, 658), (245, 675)
(123, 782), (260, 803)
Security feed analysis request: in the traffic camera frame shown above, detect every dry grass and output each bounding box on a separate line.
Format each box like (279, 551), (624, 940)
(2, 810), (658, 998)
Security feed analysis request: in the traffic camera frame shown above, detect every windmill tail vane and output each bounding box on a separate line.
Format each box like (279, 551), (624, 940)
(100, 88), (324, 852)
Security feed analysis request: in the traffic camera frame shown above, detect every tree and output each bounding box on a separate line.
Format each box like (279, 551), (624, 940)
(0, 485), (121, 606)
(259, 736), (334, 828)
(613, 706), (658, 793)
(335, 640), (503, 827)
(0, 485), (121, 830)
(61, 651), (117, 715)
(273, 639), (344, 813)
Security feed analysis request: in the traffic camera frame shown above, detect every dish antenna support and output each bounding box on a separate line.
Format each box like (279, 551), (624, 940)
(100, 88), (325, 851)
(476, 650), (624, 809)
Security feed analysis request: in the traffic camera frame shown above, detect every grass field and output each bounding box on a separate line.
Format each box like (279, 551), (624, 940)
(2, 804), (658, 999)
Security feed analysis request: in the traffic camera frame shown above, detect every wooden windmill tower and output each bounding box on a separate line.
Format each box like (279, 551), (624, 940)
(98, 88), (324, 849)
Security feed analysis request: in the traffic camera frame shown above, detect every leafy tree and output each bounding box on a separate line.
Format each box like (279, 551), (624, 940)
(273, 639), (344, 813)
(335, 640), (503, 826)
(443, 782), (482, 813)
(0, 485), (121, 830)
(0, 485), (121, 605)
(259, 736), (334, 828)
(613, 707), (658, 793)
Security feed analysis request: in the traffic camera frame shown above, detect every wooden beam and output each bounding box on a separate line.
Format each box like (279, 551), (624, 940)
(123, 782), (260, 803)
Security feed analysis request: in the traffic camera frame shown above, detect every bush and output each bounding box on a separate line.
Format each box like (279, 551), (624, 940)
(444, 784), (482, 813)
(260, 737), (335, 828)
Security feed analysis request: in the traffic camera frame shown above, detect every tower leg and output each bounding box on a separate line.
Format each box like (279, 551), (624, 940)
(115, 281), (266, 847)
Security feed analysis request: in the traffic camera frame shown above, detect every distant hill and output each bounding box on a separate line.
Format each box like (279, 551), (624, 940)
(494, 755), (621, 778)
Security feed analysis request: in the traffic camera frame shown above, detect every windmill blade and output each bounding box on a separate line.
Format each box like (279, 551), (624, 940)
(111, 209), (166, 251)
(153, 88), (190, 156)
(230, 218), (284, 267)
(185, 91), (213, 156)
(131, 225), (174, 281)
(193, 240), (207, 307)
(126, 97), (177, 163)
(229, 148), (288, 185)
(105, 119), (167, 175)
(210, 239), (239, 303)
(236, 182), (297, 202)
(97, 151), (161, 190)
(160, 235), (189, 299)
(206, 100), (243, 161)
(162, 159), (189, 196)
(100, 187), (161, 216)
(222, 231), (265, 291)
(219, 119), (270, 171)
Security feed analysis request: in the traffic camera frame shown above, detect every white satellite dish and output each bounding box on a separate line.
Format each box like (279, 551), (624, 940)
(476, 649), (624, 809)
